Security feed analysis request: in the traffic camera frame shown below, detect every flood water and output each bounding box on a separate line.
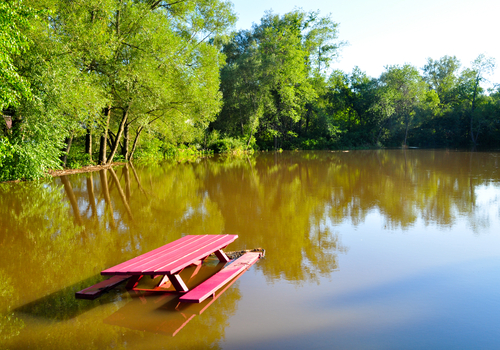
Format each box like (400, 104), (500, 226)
(1, 149), (500, 349)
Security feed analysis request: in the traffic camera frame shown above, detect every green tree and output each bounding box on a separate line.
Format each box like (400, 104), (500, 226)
(422, 55), (461, 109)
(1, 0), (236, 181)
(214, 30), (263, 148)
(458, 54), (495, 146)
(92, 0), (235, 164)
(320, 67), (380, 147)
(377, 64), (429, 146)
(0, 0), (34, 110)
(215, 9), (343, 150)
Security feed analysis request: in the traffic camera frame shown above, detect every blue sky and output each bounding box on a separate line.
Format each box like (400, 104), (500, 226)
(230, 0), (499, 85)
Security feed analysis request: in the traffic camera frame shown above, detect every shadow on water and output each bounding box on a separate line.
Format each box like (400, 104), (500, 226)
(14, 274), (124, 321)
(14, 258), (230, 322)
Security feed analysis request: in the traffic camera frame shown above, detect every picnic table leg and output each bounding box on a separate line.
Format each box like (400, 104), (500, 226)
(125, 275), (143, 290)
(168, 273), (189, 292)
(187, 260), (204, 282)
(156, 275), (172, 289)
(214, 249), (231, 263)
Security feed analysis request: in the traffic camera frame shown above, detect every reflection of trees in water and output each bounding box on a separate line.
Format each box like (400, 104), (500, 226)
(5, 278), (239, 349)
(0, 269), (25, 343)
(0, 181), (86, 306)
(193, 150), (499, 282)
(194, 153), (349, 283)
(1, 151), (496, 288)
(0, 164), (234, 349)
(323, 150), (496, 230)
(1, 150), (498, 347)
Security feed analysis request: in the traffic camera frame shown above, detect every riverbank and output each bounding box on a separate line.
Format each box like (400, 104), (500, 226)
(48, 163), (127, 177)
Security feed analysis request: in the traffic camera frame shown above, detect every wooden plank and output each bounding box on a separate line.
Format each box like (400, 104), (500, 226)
(103, 235), (236, 276)
(103, 235), (199, 273)
(179, 252), (261, 303)
(176, 264), (250, 315)
(101, 235), (203, 275)
(75, 275), (131, 300)
(145, 235), (238, 275)
(119, 235), (223, 274)
(140, 235), (236, 275)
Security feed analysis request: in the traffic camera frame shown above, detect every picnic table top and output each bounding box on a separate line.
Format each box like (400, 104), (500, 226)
(101, 234), (238, 276)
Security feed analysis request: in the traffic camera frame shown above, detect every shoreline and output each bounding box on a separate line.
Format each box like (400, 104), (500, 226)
(47, 163), (128, 177)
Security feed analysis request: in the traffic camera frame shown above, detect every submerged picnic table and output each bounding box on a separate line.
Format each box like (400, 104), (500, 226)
(77, 234), (261, 303)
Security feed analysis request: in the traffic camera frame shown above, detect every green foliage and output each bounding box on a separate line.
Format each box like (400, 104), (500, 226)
(0, 111), (63, 181)
(209, 135), (253, 154)
(0, 0), (236, 180)
(0, 137), (14, 179)
(134, 137), (164, 162)
(422, 55), (461, 108)
(66, 153), (93, 170)
(300, 137), (329, 150)
(377, 64), (428, 146)
(0, 0), (34, 109)
(2, 1), (500, 183)
(215, 9), (343, 150)
(132, 138), (213, 165)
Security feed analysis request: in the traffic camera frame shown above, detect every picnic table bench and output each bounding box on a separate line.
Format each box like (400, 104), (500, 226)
(77, 234), (261, 303)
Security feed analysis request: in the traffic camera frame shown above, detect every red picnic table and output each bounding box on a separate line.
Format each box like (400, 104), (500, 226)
(76, 234), (262, 303)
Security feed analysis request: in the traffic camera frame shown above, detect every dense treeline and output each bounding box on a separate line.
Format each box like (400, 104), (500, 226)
(213, 10), (499, 151)
(1, 0), (235, 181)
(1, 2), (499, 181)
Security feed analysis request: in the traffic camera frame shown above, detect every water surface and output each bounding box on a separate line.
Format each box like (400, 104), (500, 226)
(1, 150), (500, 349)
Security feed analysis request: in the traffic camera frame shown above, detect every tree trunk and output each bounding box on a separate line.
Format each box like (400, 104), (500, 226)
(107, 105), (129, 165)
(60, 134), (74, 167)
(128, 125), (143, 161)
(121, 123), (129, 160)
(470, 76), (480, 146)
(304, 107), (311, 135)
(108, 131), (116, 150)
(99, 135), (106, 164)
(85, 126), (92, 162)
(246, 132), (253, 148)
(99, 106), (112, 165)
(404, 114), (409, 147)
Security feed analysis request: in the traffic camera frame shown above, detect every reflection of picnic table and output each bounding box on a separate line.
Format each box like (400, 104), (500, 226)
(103, 294), (193, 337)
(104, 262), (247, 337)
(76, 235), (262, 303)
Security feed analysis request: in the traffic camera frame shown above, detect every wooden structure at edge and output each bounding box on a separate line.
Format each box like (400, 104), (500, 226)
(76, 235), (262, 302)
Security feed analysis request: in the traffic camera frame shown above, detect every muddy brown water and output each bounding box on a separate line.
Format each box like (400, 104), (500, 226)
(1, 150), (500, 349)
